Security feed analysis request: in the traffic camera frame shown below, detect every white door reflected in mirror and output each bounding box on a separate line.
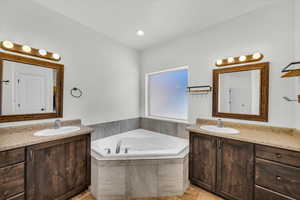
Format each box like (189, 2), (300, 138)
(1, 60), (57, 115)
(218, 70), (260, 115)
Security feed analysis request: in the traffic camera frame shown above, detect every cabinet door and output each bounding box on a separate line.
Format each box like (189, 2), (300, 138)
(216, 138), (254, 200)
(26, 135), (90, 200)
(189, 133), (217, 191)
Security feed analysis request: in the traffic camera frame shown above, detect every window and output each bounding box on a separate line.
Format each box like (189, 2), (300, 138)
(146, 66), (188, 121)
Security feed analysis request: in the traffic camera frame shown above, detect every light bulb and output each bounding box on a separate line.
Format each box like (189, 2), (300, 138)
(216, 60), (223, 65)
(136, 30), (145, 36)
(52, 53), (60, 60)
(239, 55), (247, 62)
(22, 45), (31, 53)
(38, 49), (47, 56)
(253, 52), (262, 60)
(228, 57), (234, 63)
(2, 40), (14, 49)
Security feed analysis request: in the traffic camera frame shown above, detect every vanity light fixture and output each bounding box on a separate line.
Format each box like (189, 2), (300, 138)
(215, 52), (264, 67)
(2, 40), (14, 49)
(0, 40), (61, 61)
(38, 49), (47, 56)
(22, 45), (31, 53)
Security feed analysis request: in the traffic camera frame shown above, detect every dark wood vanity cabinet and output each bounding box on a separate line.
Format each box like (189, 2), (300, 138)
(0, 148), (25, 200)
(216, 138), (254, 200)
(189, 132), (254, 200)
(255, 145), (300, 200)
(189, 134), (217, 191)
(26, 135), (91, 200)
(0, 134), (90, 200)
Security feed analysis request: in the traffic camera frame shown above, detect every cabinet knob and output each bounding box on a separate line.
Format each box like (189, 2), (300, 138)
(276, 153), (282, 158)
(276, 176), (282, 181)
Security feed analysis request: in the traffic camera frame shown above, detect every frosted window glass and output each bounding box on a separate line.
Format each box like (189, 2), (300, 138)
(148, 69), (188, 120)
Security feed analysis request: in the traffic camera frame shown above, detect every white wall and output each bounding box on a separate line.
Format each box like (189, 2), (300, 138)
(295, 0), (300, 129)
(140, 1), (296, 127)
(0, 0), (140, 126)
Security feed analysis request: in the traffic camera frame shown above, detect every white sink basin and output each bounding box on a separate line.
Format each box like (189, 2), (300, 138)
(200, 125), (240, 134)
(34, 126), (80, 137)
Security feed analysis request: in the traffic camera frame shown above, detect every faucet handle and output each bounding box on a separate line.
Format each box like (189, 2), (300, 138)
(124, 147), (130, 154)
(104, 148), (111, 154)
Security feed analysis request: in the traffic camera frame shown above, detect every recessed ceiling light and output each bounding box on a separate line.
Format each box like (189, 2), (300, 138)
(136, 30), (145, 36)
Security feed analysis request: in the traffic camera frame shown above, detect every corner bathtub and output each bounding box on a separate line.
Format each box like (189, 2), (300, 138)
(90, 129), (190, 200)
(91, 129), (189, 160)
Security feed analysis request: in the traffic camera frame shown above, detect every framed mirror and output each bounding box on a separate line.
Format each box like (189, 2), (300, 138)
(0, 52), (64, 122)
(212, 62), (269, 122)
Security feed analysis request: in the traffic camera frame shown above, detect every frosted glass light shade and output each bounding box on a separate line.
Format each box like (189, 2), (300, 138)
(2, 40), (14, 49)
(52, 53), (60, 60)
(216, 60), (223, 65)
(228, 57), (234, 63)
(253, 52), (262, 59)
(22, 45), (31, 53)
(38, 49), (47, 56)
(239, 55), (246, 62)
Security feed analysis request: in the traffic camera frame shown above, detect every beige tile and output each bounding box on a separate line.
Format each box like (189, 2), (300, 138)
(97, 166), (126, 198)
(158, 163), (183, 196)
(126, 165), (158, 198)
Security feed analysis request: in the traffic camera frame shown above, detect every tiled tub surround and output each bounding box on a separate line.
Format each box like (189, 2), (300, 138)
(89, 117), (189, 141)
(0, 119), (93, 151)
(90, 129), (189, 200)
(91, 155), (189, 200)
(188, 119), (300, 152)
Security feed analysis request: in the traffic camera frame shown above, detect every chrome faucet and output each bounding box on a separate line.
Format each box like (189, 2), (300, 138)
(216, 119), (224, 128)
(116, 140), (122, 154)
(54, 119), (62, 129)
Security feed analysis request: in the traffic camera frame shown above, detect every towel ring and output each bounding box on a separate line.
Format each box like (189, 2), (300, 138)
(70, 87), (83, 98)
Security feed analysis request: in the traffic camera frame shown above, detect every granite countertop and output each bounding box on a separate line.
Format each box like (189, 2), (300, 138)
(0, 119), (94, 152)
(187, 119), (300, 152)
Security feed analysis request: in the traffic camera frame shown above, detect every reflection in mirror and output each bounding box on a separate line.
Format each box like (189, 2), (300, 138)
(1, 60), (57, 115)
(213, 62), (269, 122)
(218, 70), (260, 115)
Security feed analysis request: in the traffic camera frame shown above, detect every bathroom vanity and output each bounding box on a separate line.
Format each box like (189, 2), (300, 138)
(0, 120), (92, 200)
(188, 119), (300, 200)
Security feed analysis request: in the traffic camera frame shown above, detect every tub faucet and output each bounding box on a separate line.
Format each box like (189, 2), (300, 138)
(54, 119), (62, 129)
(116, 140), (122, 154)
(217, 119), (224, 128)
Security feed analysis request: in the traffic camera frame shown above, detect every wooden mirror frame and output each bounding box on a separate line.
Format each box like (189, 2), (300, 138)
(212, 62), (269, 122)
(0, 52), (64, 123)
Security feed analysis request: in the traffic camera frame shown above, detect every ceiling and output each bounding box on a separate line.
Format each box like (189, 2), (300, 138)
(32, 0), (278, 50)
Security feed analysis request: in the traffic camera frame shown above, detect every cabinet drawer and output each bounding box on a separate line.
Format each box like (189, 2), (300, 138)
(256, 145), (300, 167)
(0, 148), (25, 168)
(255, 185), (295, 200)
(0, 163), (24, 199)
(255, 158), (300, 199)
(6, 193), (24, 200)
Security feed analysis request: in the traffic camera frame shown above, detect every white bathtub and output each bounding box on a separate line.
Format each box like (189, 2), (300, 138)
(91, 129), (189, 160)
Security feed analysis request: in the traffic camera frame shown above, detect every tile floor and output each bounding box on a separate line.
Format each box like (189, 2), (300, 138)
(71, 186), (223, 200)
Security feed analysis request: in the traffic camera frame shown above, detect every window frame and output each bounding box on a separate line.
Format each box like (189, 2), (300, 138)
(145, 66), (189, 122)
